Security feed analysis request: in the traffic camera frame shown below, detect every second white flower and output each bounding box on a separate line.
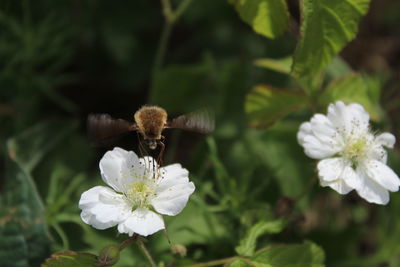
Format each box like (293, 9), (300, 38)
(297, 101), (400, 205)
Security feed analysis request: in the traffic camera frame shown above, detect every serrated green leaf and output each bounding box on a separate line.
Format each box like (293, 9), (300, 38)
(229, 0), (289, 39)
(41, 251), (98, 267)
(252, 241), (325, 267)
(254, 57), (292, 74)
(236, 220), (286, 257)
(292, 0), (371, 77)
(318, 73), (381, 120)
(245, 86), (308, 128)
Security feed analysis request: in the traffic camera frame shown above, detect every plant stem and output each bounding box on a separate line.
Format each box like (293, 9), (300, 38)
(174, 0), (194, 20)
(137, 238), (157, 267)
(118, 234), (138, 250)
(186, 257), (236, 267)
(151, 0), (195, 88)
(152, 21), (173, 78)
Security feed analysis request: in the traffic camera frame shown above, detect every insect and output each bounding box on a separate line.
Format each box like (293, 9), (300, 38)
(87, 105), (214, 163)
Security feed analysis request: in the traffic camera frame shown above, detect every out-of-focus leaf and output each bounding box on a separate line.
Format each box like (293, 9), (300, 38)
(7, 120), (76, 172)
(318, 73), (381, 120)
(325, 57), (353, 81)
(150, 56), (217, 114)
(236, 220), (286, 257)
(0, 120), (77, 266)
(254, 56), (292, 74)
(245, 86), (308, 128)
(153, 200), (228, 251)
(245, 122), (314, 197)
(251, 241), (325, 266)
(228, 258), (251, 267)
(41, 251), (98, 267)
(229, 0), (289, 39)
(292, 0), (371, 77)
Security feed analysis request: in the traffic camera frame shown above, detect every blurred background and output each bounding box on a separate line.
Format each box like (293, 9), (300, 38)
(1, 0), (400, 266)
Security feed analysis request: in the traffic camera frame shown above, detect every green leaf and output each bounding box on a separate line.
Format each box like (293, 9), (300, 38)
(252, 241), (325, 267)
(318, 73), (382, 120)
(229, 0), (289, 38)
(42, 251), (98, 267)
(236, 220), (286, 257)
(254, 57), (292, 74)
(245, 86), (308, 128)
(228, 258), (252, 267)
(292, 0), (371, 77)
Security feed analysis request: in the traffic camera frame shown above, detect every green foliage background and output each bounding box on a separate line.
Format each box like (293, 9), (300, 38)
(1, 0), (400, 266)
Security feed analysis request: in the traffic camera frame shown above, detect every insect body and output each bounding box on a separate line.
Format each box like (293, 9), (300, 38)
(88, 105), (214, 162)
(134, 106), (168, 150)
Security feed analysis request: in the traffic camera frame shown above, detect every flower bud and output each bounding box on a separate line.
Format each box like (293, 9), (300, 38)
(171, 244), (187, 257)
(98, 244), (120, 266)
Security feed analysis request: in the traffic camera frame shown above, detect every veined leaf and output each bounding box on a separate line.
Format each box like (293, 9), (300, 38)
(236, 220), (286, 257)
(245, 86), (308, 128)
(292, 0), (371, 77)
(252, 241), (325, 267)
(229, 0), (289, 39)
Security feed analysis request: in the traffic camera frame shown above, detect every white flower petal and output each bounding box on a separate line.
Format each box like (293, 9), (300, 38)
(302, 135), (340, 159)
(99, 147), (144, 192)
(150, 164), (194, 216)
(118, 208), (165, 236)
(298, 119), (341, 159)
(317, 157), (349, 182)
(368, 146), (387, 163)
(363, 160), (400, 192)
(297, 122), (312, 145)
(327, 101), (369, 135)
(320, 179), (353, 195)
(79, 186), (131, 230)
(376, 133), (396, 148)
(152, 182), (195, 216)
(310, 114), (340, 144)
(157, 164), (189, 190)
(354, 170), (390, 205)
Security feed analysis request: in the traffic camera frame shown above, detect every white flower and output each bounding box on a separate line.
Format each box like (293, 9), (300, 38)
(79, 147), (195, 236)
(298, 101), (400, 205)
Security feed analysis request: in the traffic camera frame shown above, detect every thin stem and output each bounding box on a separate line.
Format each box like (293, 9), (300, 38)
(51, 223), (69, 250)
(151, 0), (195, 88)
(186, 257), (236, 267)
(152, 21), (173, 79)
(137, 238), (157, 267)
(175, 0), (194, 19)
(119, 234), (138, 250)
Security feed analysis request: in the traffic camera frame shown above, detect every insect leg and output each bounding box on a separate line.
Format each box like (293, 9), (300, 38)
(156, 136), (165, 166)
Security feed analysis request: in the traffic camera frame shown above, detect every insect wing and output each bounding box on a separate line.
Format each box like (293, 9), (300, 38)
(168, 109), (214, 134)
(87, 113), (137, 146)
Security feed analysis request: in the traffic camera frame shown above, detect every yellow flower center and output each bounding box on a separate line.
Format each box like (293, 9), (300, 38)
(341, 137), (369, 167)
(126, 181), (155, 209)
